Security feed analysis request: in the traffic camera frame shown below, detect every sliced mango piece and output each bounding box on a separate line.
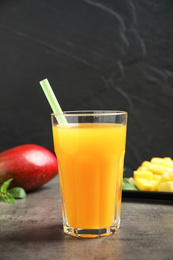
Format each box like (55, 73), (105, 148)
(142, 161), (151, 168)
(164, 157), (172, 161)
(150, 180), (160, 191)
(149, 163), (172, 175)
(142, 161), (164, 175)
(158, 181), (173, 192)
(151, 157), (163, 164)
(150, 164), (167, 175)
(169, 172), (173, 181)
(160, 172), (172, 184)
(153, 174), (162, 181)
(133, 171), (153, 181)
(152, 175), (162, 191)
(151, 157), (173, 167)
(163, 157), (173, 166)
(137, 166), (148, 172)
(135, 178), (154, 191)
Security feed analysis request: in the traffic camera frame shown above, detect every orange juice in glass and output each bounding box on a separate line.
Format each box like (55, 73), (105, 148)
(51, 111), (127, 238)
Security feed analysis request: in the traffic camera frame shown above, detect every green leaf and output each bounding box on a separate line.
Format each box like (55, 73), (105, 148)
(122, 178), (138, 191)
(0, 178), (27, 204)
(0, 178), (13, 193)
(0, 193), (4, 201)
(8, 187), (27, 199)
(1, 193), (16, 204)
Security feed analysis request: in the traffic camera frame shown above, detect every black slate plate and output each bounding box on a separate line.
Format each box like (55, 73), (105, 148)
(122, 168), (173, 201)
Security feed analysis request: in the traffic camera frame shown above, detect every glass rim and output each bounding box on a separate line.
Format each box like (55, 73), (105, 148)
(51, 110), (127, 117)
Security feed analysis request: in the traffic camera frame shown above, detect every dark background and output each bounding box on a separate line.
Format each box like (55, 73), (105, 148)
(0, 0), (173, 170)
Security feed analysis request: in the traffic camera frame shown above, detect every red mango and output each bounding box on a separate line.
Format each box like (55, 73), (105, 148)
(0, 144), (58, 191)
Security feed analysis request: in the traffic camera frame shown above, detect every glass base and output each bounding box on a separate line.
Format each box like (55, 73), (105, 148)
(64, 225), (119, 238)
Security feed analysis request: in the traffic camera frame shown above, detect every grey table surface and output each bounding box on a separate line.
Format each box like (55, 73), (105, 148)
(0, 175), (173, 260)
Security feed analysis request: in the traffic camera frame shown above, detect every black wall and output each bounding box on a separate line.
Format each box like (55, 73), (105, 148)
(0, 0), (173, 170)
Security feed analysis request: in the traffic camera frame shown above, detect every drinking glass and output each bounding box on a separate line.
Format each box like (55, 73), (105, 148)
(51, 111), (127, 238)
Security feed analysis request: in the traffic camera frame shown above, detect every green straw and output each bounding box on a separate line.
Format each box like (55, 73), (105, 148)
(39, 78), (68, 127)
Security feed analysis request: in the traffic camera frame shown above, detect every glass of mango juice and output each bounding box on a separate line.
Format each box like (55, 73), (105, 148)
(51, 111), (127, 238)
